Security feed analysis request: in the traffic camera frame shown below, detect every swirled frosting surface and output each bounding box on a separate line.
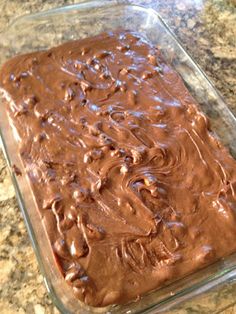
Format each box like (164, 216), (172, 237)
(1, 31), (236, 306)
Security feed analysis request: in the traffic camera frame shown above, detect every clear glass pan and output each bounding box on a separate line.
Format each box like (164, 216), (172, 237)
(1, 1), (236, 313)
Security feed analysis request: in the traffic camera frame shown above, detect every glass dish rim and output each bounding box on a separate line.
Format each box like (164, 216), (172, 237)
(1, 1), (236, 313)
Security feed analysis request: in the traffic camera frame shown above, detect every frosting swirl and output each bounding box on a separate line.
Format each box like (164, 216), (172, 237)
(1, 30), (236, 307)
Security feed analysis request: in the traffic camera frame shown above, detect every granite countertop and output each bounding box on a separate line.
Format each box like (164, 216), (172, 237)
(0, 0), (236, 313)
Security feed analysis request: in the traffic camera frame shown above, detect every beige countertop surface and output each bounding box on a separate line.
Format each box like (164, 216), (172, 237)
(0, 0), (236, 313)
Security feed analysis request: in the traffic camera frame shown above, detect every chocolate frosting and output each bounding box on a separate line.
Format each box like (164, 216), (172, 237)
(1, 30), (236, 307)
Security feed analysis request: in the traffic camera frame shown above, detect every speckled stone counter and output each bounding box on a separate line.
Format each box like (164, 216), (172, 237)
(0, 1), (236, 313)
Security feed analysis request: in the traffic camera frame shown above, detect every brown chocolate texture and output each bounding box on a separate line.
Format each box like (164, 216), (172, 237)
(1, 31), (236, 307)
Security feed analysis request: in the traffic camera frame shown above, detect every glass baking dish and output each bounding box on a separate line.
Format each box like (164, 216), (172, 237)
(1, 1), (236, 313)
